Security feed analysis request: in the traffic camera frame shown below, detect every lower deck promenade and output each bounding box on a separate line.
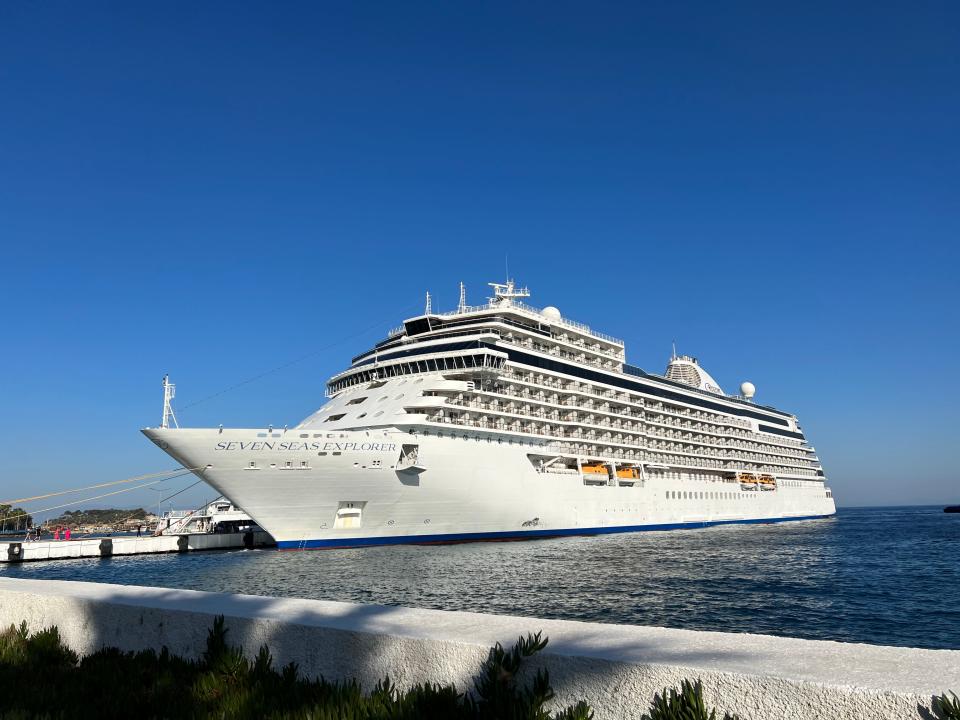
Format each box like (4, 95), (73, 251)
(0, 577), (956, 719)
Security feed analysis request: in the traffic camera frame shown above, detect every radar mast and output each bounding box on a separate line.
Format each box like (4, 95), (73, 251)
(487, 279), (530, 305)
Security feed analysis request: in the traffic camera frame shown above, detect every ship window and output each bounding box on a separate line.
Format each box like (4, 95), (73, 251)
(374, 410), (384, 417)
(395, 394), (405, 400)
(249, 461), (256, 468)
(299, 434), (309, 438)
(357, 412), (367, 419)
(379, 396), (389, 402)
(326, 414), (346, 422)
(319, 452), (327, 456)
(301, 461), (308, 468)
(347, 397), (367, 405)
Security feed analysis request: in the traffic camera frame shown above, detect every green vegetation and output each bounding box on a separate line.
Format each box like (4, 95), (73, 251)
(1, 618), (950, 719)
(641, 679), (739, 720)
(932, 691), (960, 720)
(0, 504), (31, 532)
(0, 617), (592, 719)
(49, 507), (148, 527)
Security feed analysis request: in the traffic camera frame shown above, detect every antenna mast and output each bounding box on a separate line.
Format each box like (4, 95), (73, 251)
(457, 281), (467, 313)
(487, 279), (530, 305)
(161, 375), (179, 429)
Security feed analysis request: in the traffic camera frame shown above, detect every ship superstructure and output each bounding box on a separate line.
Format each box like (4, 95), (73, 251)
(144, 281), (835, 548)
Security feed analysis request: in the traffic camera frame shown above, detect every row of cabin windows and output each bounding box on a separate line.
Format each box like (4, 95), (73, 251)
(667, 490), (753, 500)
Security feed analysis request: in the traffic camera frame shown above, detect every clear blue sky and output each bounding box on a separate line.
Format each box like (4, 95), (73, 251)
(1, 2), (957, 517)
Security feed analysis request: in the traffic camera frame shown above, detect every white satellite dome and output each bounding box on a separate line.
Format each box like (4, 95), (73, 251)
(740, 381), (756, 400)
(542, 306), (562, 322)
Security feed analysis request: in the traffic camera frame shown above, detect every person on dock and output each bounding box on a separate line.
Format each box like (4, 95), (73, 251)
(64, 527), (71, 541)
(136, 524), (142, 537)
(53, 527), (60, 541)
(35, 526), (41, 542)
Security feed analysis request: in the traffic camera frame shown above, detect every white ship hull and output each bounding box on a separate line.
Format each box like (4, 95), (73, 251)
(143, 426), (836, 549)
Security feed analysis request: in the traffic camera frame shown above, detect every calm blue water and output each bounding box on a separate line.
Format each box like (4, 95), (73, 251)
(4, 506), (958, 650)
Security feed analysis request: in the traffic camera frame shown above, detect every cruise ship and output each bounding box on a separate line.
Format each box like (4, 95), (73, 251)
(144, 281), (836, 549)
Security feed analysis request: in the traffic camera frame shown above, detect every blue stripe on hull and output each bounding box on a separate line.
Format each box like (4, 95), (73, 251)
(277, 513), (834, 550)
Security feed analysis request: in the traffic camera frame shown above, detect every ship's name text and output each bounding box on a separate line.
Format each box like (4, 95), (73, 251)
(215, 441), (397, 453)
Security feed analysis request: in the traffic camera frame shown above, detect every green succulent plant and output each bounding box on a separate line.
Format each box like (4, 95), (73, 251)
(641, 679), (740, 720)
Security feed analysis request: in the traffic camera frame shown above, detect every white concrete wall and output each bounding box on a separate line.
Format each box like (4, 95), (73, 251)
(0, 577), (956, 719)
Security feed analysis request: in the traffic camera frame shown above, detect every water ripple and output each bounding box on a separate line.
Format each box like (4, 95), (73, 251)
(4, 506), (958, 649)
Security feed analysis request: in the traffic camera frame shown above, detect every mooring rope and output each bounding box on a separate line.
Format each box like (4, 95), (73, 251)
(1, 469), (200, 524)
(0, 468), (202, 506)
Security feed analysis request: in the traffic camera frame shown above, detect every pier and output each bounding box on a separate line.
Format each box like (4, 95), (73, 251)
(1, 531), (275, 563)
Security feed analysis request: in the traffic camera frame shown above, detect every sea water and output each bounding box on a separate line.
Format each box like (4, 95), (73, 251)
(4, 506), (958, 650)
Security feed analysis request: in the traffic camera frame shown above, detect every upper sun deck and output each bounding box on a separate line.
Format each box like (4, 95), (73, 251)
(389, 280), (624, 349)
(342, 280), (791, 421)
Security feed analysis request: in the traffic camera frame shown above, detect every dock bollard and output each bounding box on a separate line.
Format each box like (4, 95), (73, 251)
(99, 538), (113, 557)
(7, 543), (23, 563)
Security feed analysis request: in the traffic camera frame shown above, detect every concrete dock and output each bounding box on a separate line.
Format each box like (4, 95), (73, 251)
(1, 531), (275, 562)
(0, 577), (957, 720)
